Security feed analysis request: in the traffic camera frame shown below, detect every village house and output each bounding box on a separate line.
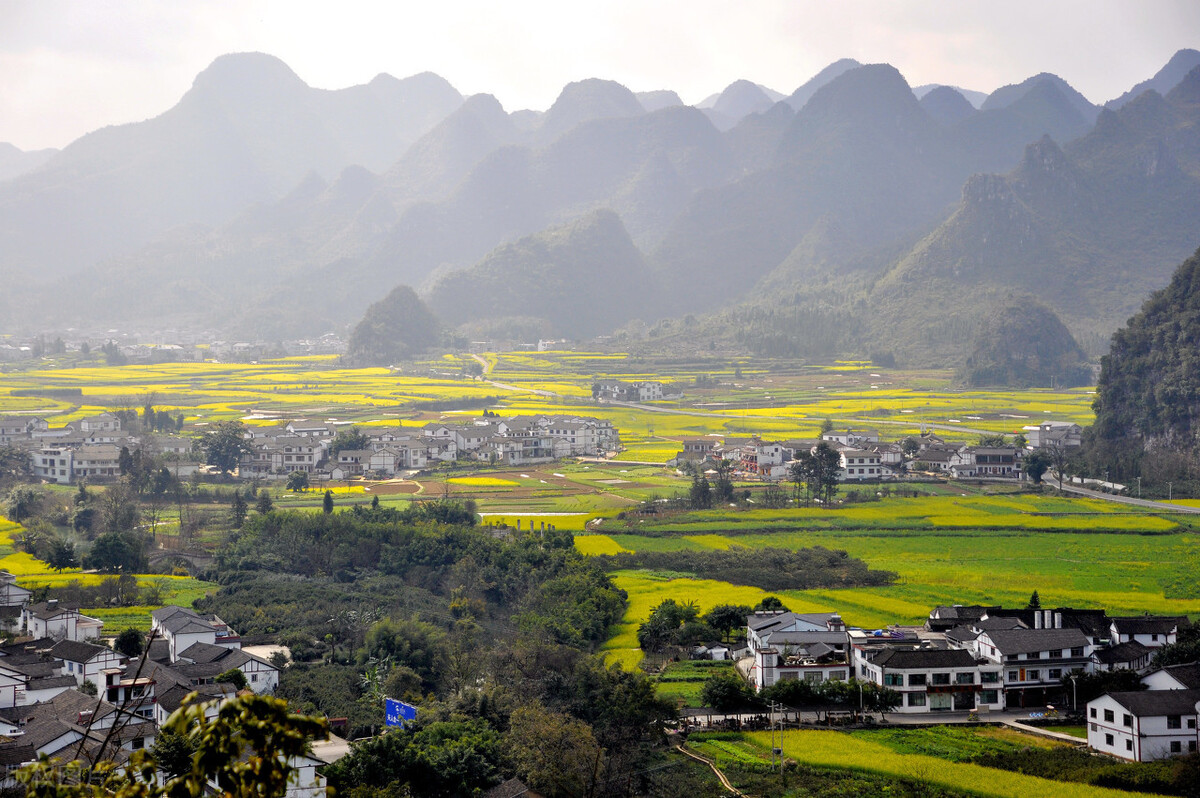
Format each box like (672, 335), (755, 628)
(48, 639), (125, 695)
(1092, 641), (1153, 673)
(857, 647), (1004, 714)
(21, 601), (103, 642)
(1023, 420), (1083, 450)
(1110, 615), (1188, 649)
(1087, 690), (1200, 762)
(1143, 663), (1200, 691)
(0, 417), (47, 444)
(150, 606), (240, 661)
(970, 627), (1094, 708)
(837, 447), (886, 481)
(594, 380), (664, 402)
(821, 428), (881, 447)
(174, 641), (279, 693)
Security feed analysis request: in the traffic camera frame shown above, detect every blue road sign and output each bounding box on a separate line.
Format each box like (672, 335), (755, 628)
(385, 698), (417, 727)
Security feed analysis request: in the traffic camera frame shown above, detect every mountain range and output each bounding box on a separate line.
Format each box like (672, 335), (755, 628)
(2, 49), (1199, 374)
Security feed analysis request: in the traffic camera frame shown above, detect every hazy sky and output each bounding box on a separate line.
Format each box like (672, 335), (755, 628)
(1, 0), (1198, 150)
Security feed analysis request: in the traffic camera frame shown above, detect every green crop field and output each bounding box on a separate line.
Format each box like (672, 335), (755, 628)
(585, 492), (1200, 667)
(0, 516), (216, 631)
(745, 729), (1158, 798)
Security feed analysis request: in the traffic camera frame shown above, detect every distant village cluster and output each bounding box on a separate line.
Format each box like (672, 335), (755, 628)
(1, 413), (195, 486)
(0, 573), (308, 791)
(0, 335), (346, 364)
(717, 603), (1194, 763)
(245, 414), (621, 479)
(670, 421), (1083, 482)
(2, 410), (622, 485)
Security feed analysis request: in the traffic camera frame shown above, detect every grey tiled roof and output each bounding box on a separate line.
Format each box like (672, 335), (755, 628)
(981, 628), (1088, 655)
(872, 648), (977, 669)
(1106, 688), (1200, 718)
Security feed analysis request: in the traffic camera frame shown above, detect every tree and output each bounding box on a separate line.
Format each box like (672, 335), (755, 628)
(508, 704), (604, 798)
(329, 427), (371, 457)
(755, 596), (789, 612)
(218, 667), (249, 690)
(85, 532), (146, 573)
(286, 471), (309, 492)
(1028, 590), (1041, 610)
(1025, 449), (1052, 484)
(712, 459), (735, 503)
(699, 672), (760, 711)
(114, 627), (145, 658)
(256, 489), (273, 514)
(97, 483), (140, 536)
(1047, 441), (1071, 490)
(149, 728), (197, 779)
(4, 486), (43, 523)
(688, 473), (712, 510)
(323, 490), (334, 515)
(46, 538), (78, 571)
(704, 604), (753, 641)
(231, 491), (248, 528)
(198, 420), (250, 476)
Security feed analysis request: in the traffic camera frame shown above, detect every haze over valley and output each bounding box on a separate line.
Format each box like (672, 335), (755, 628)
(2, 47), (1199, 372)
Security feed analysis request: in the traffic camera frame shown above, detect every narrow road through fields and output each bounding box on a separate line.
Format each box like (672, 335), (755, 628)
(469, 354), (558, 397)
(1056, 481), (1200, 513)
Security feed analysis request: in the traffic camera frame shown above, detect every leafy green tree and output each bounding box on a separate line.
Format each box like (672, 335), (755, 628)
(330, 427), (371, 456)
(688, 472), (712, 510)
(1028, 590), (1041, 609)
(0, 445), (31, 489)
(323, 490), (334, 514)
(198, 420), (250, 475)
(114, 627), (145, 658)
(704, 604), (753, 641)
(1025, 449), (1052, 483)
(231, 491), (248, 528)
(509, 703), (604, 798)
(85, 532), (146, 573)
(286, 470), (310, 492)
(4, 486), (43, 523)
(218, 667), (249, 690)
(46, 537), (78, 571)
(149, 727), (197, 779)
(699, 672), (760, 711)
(324, 718), (506, 797)
(256, 489), (273, 514)
(755, 596), (789, 612)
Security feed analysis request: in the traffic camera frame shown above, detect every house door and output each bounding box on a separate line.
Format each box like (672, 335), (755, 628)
(953, 691), (975, 711)
(929, 693), (952, 712)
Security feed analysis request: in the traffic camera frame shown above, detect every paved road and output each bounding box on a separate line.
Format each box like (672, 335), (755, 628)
(1056, 481), (1200, 513)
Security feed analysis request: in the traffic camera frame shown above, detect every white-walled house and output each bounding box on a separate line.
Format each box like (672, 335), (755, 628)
(48, 640), (125, 695)
(1110, 616), (1188, 649)
(972, 628), (1094, 708)
(151, 606), (240, 661)
(857, 647), (1004, 713)
(22, 602), (103, 642)
(175, 642), (279, 694)
(1087, 690), (1200, 761)
(1143, 663), (1200, 691)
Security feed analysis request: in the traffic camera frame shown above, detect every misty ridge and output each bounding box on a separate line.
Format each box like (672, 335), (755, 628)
(1, 48), (1199, 372)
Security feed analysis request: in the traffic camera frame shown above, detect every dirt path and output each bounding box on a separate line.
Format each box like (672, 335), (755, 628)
(674, 744), (745, 795)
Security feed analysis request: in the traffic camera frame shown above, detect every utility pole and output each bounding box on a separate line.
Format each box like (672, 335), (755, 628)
(1136, 476), (1142, 498)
